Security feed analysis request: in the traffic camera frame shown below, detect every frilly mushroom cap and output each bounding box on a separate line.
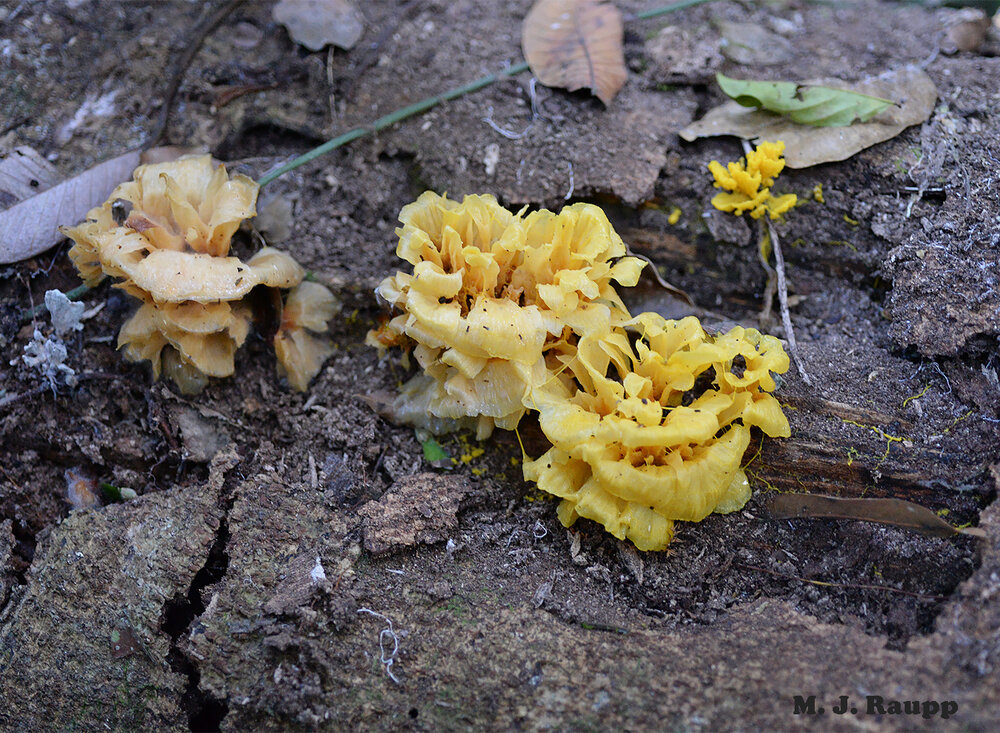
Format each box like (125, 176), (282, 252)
(524, 449), (677, 552)
(62, 155), (261, 299)
(379, 373), (493, 439)
(368, 192), (645, 435)
(62, 205), (117, 287)
(162, 346), (211, 395)
(112, 154), (258, 256)
(246, 247), (306, 290)
(153, 301), (245, 335)
(61, 155), (330, 394)
(274, 281), (340, 391)
(118, 301), (251, 381)
(524, 314), (790, 550)
(63, 155), (258, 259)
(274, 329), (334, 392)
(116, 247), (259, 303)
(367, 192), (793, 549)
(90, 235), (305, 304)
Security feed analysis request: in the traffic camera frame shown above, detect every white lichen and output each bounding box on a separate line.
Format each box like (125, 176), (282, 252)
(44, 289), (85, 337)
(14, 329), (77, 391)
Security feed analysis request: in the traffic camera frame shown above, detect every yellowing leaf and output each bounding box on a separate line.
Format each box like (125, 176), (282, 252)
(716, 73), (894, 127)
(679, 66), (937, 168)
(522, 0), (626, 106)
(768, 493), (986, 539)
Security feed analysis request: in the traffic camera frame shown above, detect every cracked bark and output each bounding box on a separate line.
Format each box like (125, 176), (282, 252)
(162, 448), (240, 732)
(0, 449), (235, 731)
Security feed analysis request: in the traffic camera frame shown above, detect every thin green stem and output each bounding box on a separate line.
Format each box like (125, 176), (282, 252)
(259, 0), (717, 186)
(258, 62), (530, 187)
(635, 0), (716, 21)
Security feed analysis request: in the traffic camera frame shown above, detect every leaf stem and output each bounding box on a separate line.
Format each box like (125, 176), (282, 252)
(258, 0), (718, 186)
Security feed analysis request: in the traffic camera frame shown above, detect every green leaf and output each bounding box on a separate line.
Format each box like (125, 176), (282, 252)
(716, 73), (894, 127)
(100, 482), (138, 502)
(421, 437), (452, 469)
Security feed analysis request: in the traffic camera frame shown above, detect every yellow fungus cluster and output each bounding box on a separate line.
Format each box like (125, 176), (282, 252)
(366, 191), (643, 438)
(62, 155), (337, 393)
(523, 314), (790, 550)
(369, 192), (790, 550)
(708, 140), (797, 220)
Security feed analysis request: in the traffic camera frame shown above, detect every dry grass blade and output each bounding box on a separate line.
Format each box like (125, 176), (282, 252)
(522, 0), (626, 105)
(768, 493), (986, 539)
(0, 151), (141, 265)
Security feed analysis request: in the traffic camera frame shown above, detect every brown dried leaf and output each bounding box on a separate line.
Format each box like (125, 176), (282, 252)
(768, 493), (986, 539)
(679, 66), (937, 168)
(522, 0), (626, 106)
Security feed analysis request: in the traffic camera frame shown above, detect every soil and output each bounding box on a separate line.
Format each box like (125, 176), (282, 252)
(2, 0), (1000, 731)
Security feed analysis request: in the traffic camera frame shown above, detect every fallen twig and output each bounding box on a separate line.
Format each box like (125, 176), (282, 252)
(739, 139), (810, 386)
(756, 235), (777, 326)
(766, 217), (811, 386)
(149, 0), (247, 146)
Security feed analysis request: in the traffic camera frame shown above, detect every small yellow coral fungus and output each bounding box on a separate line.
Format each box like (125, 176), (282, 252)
(367, 191), (644, 438)
(523, 314), (790, 551)
(62, 155), (335, 393)
(708, 140), (797, 220)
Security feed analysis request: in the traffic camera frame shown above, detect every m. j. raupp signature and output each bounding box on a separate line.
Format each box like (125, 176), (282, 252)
(793, 695), (958, 719)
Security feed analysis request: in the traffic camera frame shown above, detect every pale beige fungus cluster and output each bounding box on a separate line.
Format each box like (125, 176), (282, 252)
(62, 155), (337, 393)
